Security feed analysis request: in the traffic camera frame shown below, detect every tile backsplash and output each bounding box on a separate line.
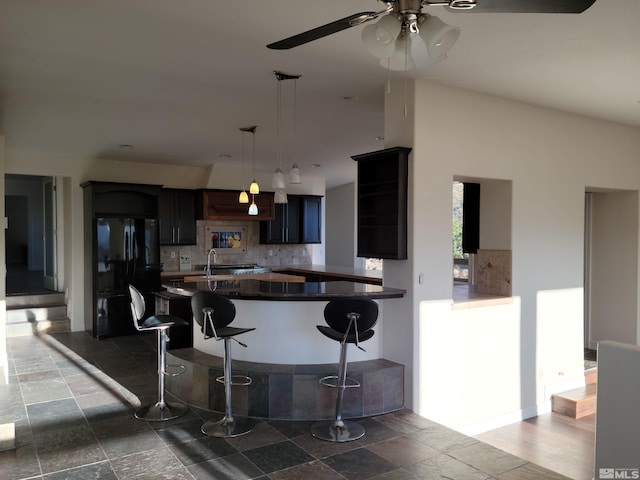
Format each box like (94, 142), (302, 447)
(160, 220), (313, 272)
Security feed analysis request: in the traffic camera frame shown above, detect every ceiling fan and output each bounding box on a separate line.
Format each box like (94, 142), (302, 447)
(267, 0), (597, 68)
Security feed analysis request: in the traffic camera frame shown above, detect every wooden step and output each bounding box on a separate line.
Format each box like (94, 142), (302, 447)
(6, 317), (70, 337)
(585, 367), (597, 385)
(552, 382), (597, 419)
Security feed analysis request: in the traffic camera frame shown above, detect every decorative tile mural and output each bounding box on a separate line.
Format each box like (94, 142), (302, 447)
(475, 249), (512, 297)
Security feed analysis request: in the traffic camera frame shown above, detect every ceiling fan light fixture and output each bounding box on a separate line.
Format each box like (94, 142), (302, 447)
(361, 14), (402, 59)
(382, 34), (415, 71)
(419, 15), (460, 59)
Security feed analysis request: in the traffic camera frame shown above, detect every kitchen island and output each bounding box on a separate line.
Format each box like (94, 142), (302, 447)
(162, 277), (406, 420)
(162, 278), (404, 364)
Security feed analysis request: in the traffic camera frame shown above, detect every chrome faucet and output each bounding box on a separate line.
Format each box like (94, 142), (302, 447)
(206, 248), (217, 278)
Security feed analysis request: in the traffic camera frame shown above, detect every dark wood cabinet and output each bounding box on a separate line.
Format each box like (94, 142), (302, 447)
(158, 189), (197, 245)
(260, 194), (322, 244)
(197, 189), (275, 221)
(301, 196), (322, 243)
(352, 147), (410, 260)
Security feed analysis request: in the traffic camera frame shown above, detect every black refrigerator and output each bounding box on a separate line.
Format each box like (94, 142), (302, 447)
(94, 216), (161, 338)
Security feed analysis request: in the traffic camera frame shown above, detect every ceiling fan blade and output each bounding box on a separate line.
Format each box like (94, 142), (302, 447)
(446, 0), (597, 13)
(267, 12), (376, 50)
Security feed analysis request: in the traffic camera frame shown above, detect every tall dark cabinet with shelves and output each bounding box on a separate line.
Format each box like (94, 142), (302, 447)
(158, 188), (196, 246)
(260, 194), (322, 244)
(352, 147), (410, 260)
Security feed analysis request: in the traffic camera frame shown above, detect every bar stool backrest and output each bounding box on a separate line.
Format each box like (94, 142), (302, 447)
(129, 285), (146, 332)
(324, 299), (378, 341)
(191, 291), (236, 338)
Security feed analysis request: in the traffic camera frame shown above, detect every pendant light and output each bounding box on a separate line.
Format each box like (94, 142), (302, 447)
(246, 125), (259, 195)
(248, 195), (259, 216)
(288, 76), (302, 184)
(272, 71), (301, 203)
(238, 126), (253, 204)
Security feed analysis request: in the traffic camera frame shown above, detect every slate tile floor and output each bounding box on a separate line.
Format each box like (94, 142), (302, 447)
(1, 331), (572, 479)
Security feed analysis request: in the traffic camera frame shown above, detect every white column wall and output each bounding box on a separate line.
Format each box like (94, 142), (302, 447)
(383, 79), (640, 431)
(326, 183), (363, 269)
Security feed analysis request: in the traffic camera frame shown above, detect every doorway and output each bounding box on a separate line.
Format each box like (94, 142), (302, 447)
(584, 189), (639, 349)
(5, 174), (59, 295)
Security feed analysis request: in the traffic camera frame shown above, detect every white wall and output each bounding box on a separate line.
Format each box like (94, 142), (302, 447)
(325, 182), (363, 268)
(590, 191), (639, 346)
(383, 79), (640, 432)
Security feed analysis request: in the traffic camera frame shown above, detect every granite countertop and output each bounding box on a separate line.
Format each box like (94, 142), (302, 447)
(273, 264), (383, 284)
(181, 272), (306, 283)
(162, 279), (405, 301)
(162, 264), (384, 284)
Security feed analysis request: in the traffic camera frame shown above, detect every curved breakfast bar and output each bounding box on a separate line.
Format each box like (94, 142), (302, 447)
(162, 278), (406, 420)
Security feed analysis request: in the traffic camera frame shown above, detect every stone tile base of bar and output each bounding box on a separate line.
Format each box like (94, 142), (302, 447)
(166, 348), (404, 421)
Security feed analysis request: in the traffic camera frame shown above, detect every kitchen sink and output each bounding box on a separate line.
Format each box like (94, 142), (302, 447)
(196, 264), (271, 276)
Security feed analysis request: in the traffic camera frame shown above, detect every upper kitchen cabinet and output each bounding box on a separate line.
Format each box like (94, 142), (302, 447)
(300, 195), (322, 243)
(158, 188), (197, 245)
(352, 147), (410, 260)
(260, 194), (322, 244)
(197, 189), (275, 221)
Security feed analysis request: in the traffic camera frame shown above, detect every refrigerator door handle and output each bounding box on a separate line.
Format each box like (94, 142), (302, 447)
(124, 231), (129, 280)
(132, 229), (137, 278)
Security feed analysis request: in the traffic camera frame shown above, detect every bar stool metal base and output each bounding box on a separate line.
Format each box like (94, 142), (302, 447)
(310, 420), (365, 442)
(135, 401), (189, 422)
(201, 415), (257, 438)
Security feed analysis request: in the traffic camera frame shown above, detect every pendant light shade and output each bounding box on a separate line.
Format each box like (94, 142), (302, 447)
(289, 164), (301, 184)
(239, 190), (249, 203)
(274, 189), (288, 204)
(361, 14), (402, 59)
(272, 168), (286, 189)
(419, 15), (460, 60)
(249, 180), (260, 194)
(248, 195), (259, 215)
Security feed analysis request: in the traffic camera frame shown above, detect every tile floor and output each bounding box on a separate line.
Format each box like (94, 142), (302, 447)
(1, 331), (572, 480)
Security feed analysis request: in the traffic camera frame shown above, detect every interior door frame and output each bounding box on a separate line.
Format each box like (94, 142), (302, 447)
(583, 192), (592, 349)
(43, 177), (57, 291)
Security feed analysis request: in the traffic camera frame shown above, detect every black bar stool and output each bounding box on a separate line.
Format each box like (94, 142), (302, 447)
(191, 291), (257, 437)
(128, 285), (189, 421)
(310, 298), (379, 442)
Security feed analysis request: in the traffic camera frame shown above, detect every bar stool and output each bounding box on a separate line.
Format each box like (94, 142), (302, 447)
(191, 291), (257, 437)
(128, 285), (189, 421)
(310, 298), (379, 442)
